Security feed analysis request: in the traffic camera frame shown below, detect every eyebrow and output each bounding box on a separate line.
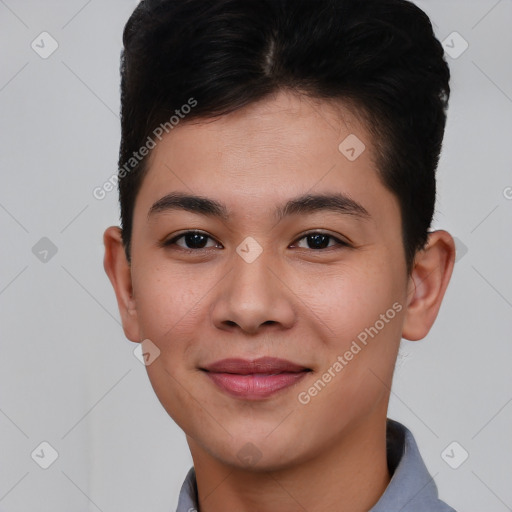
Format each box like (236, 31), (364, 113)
(147, 191), (370, 223)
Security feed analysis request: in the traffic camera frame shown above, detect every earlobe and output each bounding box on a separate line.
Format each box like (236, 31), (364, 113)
(103, 226), (140, 343)
(402, 230), (456, 341)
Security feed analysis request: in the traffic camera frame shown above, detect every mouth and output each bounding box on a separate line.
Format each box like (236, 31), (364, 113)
(200, 357), (312, 400)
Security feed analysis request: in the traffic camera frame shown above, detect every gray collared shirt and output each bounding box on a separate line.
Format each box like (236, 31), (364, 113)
(175, 419), (457, 512)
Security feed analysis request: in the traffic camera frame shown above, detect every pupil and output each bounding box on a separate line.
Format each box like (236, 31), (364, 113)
(309, 234), (329, 249)
(187, 233), (206, 248)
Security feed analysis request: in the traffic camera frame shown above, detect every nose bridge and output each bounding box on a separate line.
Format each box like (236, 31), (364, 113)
(231, 237), (277, 306)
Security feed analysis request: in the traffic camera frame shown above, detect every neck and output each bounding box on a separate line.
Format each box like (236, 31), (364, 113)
(187, 415), (391, 512)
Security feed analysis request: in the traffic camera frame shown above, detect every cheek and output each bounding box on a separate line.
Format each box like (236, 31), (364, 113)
(310, 263), (404, 346)
(332, 265), (404, 372)
(132, 266), (208, 429)
(294, 269), (404, 432)
(131, 264), (209, 346)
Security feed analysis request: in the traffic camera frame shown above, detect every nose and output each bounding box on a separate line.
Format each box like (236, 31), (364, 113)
(210, 245), (296, 335)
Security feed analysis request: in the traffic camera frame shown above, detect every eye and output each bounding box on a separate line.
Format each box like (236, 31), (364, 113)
(291, 231), (350, 250)
(162, 230), (221, 252)
(161, 230), (350, 253)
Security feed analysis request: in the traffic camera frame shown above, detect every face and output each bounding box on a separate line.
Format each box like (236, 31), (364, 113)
(108, 91), (420, 470)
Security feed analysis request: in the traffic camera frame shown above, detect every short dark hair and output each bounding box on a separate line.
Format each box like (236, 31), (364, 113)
(117, 0), (450, 274)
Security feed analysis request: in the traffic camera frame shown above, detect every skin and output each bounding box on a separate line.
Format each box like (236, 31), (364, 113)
(103, 90), (455, 512)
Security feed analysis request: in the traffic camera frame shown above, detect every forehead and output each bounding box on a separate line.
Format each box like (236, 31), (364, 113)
(134, 90), (398, 227)
(162, 92), (373, 166)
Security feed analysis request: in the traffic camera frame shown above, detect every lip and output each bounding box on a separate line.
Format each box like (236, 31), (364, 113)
(201, 357), (311, 400)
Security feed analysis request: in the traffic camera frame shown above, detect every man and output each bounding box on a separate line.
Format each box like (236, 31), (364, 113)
(103, 0), (457, 510)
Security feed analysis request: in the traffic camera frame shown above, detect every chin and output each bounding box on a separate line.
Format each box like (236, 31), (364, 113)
(198, 428), (312, 472)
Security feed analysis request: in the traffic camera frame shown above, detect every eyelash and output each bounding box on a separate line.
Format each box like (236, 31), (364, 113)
(161, 230), (351, 253)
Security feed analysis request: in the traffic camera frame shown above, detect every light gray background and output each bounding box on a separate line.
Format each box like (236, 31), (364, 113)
(0, 1), (511, 511)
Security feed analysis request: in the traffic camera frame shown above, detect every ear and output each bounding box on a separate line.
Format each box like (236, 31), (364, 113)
(103, 226), (140, 343)
(402, 230), (456, 341)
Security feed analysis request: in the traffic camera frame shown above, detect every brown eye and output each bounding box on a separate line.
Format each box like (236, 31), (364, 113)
(292, 232), (350, 250)
(163, 231), (221, 251)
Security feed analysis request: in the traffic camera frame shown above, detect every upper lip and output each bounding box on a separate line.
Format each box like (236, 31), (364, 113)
(201, 357), (310, 375)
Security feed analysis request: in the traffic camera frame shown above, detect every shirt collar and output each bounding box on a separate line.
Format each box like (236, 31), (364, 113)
(370, 419), (456, 511)
(175, 419), (456, 512)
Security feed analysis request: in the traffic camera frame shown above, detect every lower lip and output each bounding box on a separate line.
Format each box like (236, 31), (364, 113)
(204, 371), (309, 399)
